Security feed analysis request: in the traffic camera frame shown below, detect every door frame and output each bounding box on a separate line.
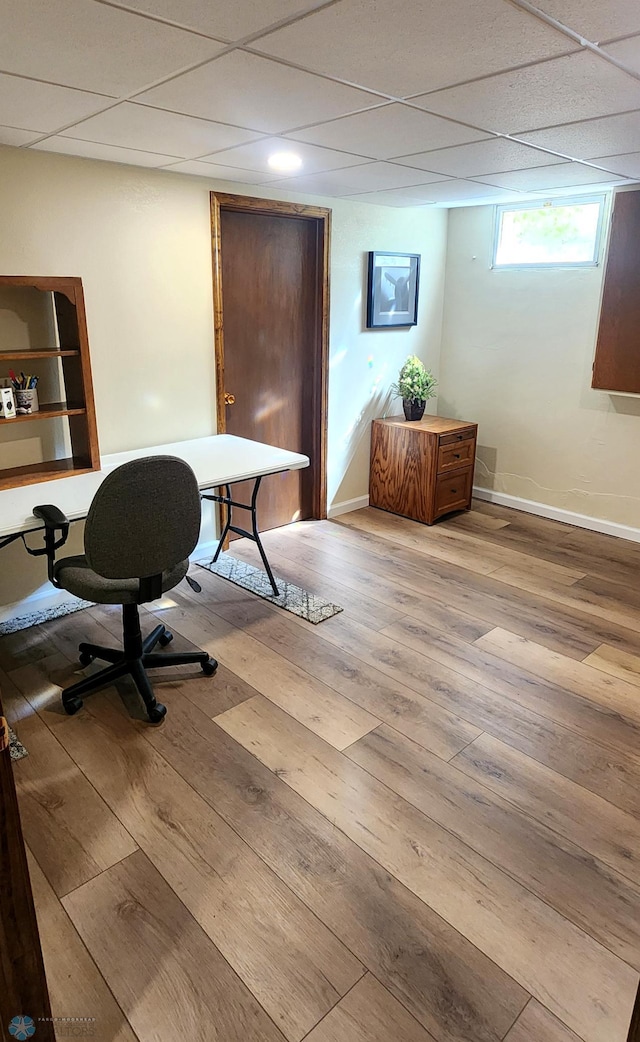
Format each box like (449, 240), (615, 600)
(210, 192), (331, 520)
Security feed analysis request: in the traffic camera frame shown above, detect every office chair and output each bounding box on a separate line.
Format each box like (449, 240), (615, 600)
(33, 455), (217, 723)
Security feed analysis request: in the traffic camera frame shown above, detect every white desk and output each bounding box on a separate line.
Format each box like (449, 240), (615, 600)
(0, 434), (309, 539)
(0, 434), (309, 595)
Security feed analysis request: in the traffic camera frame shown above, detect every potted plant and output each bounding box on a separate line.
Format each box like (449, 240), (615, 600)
(390, 355), (437, 421)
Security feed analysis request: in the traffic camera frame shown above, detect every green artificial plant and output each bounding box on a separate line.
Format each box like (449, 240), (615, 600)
(391, 355), (437, 403)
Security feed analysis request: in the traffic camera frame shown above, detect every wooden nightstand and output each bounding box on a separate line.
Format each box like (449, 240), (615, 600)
(369, 415), (477, 525)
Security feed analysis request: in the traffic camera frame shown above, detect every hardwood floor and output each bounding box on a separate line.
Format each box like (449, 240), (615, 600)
(3, 502), (640, 1042)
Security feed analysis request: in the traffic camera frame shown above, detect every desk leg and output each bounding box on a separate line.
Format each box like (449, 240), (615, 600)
(204, 476), (279, 596)
(212, 483), (234, 561)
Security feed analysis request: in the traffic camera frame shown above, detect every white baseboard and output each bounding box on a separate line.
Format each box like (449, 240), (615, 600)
(328, 495), (370, 519)
(0, 536), (220, 628)
(473, 486), (640, 543)
(0, 585), (78, 626)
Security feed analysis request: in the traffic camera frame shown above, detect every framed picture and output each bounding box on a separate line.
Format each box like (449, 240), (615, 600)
(366, 251), (420, 328)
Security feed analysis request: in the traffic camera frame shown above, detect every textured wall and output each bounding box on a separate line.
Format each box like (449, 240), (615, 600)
(439, 199), (640, 528)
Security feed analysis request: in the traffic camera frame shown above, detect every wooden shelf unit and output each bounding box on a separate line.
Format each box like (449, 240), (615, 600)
(1, 350), (80, 360)
(7, 402), (86, 424)
(369, 415), (478, 525)
(0, 276), (99, 489)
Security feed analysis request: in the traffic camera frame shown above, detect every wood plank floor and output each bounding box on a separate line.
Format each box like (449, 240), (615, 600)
(4, 502), (640, 1042)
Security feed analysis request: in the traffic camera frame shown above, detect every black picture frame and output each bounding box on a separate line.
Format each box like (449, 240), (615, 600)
(366, 251), (420, 328)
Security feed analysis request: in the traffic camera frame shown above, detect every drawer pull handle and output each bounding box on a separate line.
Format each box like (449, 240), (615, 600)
(454, 453), (460, 459)
(457, 435), (463, 440)
(451, 488), (457, 494)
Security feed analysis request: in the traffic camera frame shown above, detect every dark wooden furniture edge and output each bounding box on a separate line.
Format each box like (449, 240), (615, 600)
(0, 700), (54, 1039)
(628, 980), (640, 1042)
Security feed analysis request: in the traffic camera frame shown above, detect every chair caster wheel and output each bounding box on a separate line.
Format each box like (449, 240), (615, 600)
(148, 703), (167, 724)
(202, 657), (218, 676)
(64, 697), (83, 716)
(159, 630), (173, 647)
(79, 650), (94, 666)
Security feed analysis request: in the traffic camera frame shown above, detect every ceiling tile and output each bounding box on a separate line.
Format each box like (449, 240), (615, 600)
(416, 51), (640, 135)
(108, 0), (335, 42)
(348, 180), (517, 205)
(526, 181), (633, 198)
(253, 0), (576, 97)
(270, 163), (449, 194)
(136, 51), (380, 134)
(30, 136), (180, 167)
(265, 172), (366, 196)
(603, 35), (640, 75)
(402, 179), (522, 202)
(0, 0), (224, 97)
(60, 103), (263, 159)
(287, 103), (489, 160)
(471, 161), (623, 190)
(286, 161), (447, 191)
(204, 137), (368, 174)
(161, 159), (281, 181)
(342, 190), (437, 207)
(0, 126), (42, 146)
(517, 111), (640, 159)
(525, 1), (640, 42)
(587, 151), (640, 179)
(394, 137), (568, 177)
(0, 73), (109, 134)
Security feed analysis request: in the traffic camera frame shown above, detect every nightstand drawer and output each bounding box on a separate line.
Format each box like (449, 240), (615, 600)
(438, 438), (475, 473)
(434, 468), (473, 517)
(439, 428), (475, 447)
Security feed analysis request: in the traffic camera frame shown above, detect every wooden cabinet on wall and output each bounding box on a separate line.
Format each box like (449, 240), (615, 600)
(0, 276), (100, 490)
(369, 415), (477, 525)
(592, 189), (640, 393)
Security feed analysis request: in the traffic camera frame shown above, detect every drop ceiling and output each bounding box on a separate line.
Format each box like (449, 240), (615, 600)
(2, 0), (640, 207)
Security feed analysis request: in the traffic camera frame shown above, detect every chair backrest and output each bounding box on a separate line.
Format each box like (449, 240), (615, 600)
(84, 455), (201, 579)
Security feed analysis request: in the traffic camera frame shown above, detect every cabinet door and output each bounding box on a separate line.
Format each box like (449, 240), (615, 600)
(592, 190), (640, 393)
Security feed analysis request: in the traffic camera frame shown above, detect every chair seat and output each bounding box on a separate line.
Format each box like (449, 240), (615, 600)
(53, 555), (189, 604)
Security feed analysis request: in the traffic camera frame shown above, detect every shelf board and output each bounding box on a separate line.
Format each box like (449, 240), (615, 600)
(0, 350), (80, 359)
(2, 402), (86, 424)
(0, 456), (94, 491)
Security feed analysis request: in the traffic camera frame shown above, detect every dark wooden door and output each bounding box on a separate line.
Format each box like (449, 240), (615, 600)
(215, 199), (328, 532)
(0, 702), (54, 1039)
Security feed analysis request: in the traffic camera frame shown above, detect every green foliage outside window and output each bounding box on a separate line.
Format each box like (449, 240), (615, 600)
(494, 197), (603, 266)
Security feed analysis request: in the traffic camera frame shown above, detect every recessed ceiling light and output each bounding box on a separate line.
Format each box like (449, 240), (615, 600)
(268, 151), (303, 173)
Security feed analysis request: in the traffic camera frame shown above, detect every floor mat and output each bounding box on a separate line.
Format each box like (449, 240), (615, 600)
(197, 553), (343, 625)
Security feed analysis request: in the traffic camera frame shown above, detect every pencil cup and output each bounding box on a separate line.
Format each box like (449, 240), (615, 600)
(0, 387), (16, 419)
(15, 388), (39, 414)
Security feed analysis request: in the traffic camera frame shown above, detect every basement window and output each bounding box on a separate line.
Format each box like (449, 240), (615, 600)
(492, 195), (605, 269)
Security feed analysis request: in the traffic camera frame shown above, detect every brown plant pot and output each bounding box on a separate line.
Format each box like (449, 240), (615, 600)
(403, 398), (426, 421)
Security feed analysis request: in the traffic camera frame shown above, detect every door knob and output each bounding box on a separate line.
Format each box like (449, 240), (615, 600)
(224, 392), (236, 405)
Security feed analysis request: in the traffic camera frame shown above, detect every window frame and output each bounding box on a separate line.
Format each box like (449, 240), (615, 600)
(491, 193), (607, 271)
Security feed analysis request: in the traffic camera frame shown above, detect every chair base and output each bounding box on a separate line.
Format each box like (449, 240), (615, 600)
(62, 602), (217, 723)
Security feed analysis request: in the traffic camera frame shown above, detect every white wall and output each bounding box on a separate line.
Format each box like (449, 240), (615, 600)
(0, 145), (447, 615)
(439, 199), (640, 530)
(327, 206), (447, 508)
